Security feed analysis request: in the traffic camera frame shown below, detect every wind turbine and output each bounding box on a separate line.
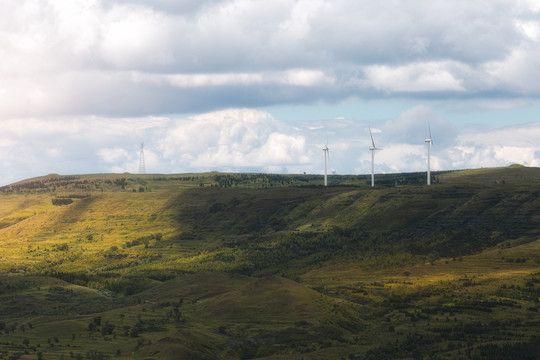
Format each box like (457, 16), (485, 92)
(322, 142), (329, 186)
(369, 127), (382, 187)
(425, 121), (433, 185)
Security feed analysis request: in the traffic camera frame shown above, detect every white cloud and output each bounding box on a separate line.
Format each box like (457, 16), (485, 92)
(98, 148), (131, 164)
(0, 115), (166, 184)
(459, 122), (540, 147)
(517, 0), (540, 14)
(515, 19), (540, 41)
(1, 0), (540, 117)
(133, 69), (335, 88)
(447, 99), (530, 111)
(450, 122), (540, 168)
(252, 132), (309, 164)
(380, 144), (426, 172)
(99, 3), (177, 69)
(364, 62), (466, 93)
(484, 47), (540, 95)
(354, 107), (540, 175)
(382, 105), (457, 147)
(160, 108), (309, 171)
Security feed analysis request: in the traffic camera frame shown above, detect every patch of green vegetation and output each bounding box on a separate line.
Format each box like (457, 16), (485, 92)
(0, 167), (538, 359)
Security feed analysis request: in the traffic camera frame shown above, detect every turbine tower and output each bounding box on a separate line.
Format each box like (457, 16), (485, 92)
(139, 142), (146, 174)
(425, 122), (433, 185)
(322, 143), (329, 186)
(369, 127), (382, 187)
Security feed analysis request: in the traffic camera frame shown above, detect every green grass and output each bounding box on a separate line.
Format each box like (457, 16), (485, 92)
(438, 165), (540, 184)
(0, 166), (539, 359)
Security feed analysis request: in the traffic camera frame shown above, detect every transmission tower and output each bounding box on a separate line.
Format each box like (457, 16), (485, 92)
(139, 143), (146, 174)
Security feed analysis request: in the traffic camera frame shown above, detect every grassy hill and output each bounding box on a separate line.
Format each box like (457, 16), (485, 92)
(0, 166), (539, 359)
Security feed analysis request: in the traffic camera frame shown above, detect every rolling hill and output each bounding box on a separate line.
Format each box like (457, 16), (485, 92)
(0, 166), (539, 359)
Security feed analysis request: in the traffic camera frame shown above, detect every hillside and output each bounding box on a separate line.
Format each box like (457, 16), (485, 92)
(0, 166), (539, 359)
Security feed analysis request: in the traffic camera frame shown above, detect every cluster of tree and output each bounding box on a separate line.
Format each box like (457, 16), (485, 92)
(0, 322), (19, 335)
(87, 316), (115, 336)
(220, 227), (370, 275)
(123, 233), (163, 249)
(63, 194), (90, 199)
(51, 194), (91, 206)
(113, 178), (128, 188)
(373, 172), (441, 187)
(51, 197), (73, 206)
(94, 277), (150, 295)
(124, 238), (148, 248)
(152, 176), (201, 181)
(471, 336), (540, 360)
(498, 281), (540, 302)
(210, 174), (310, 188)
(1, 176), (83, 193)
(36, 271), (112, 289)
(0, 280), (35, 292)
(52, 243), (69, 252)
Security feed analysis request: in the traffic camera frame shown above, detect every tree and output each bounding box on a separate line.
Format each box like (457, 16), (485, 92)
(101, 322), (115, 336)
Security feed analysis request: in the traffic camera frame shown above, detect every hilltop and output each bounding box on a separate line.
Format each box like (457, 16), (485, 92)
(0, 166), (539, 359)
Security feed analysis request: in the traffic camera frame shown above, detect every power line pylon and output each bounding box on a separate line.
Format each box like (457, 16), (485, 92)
(139, 143), (146, 174)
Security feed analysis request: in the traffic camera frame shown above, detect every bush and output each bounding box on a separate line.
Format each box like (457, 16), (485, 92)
(52, 197), (73, 206)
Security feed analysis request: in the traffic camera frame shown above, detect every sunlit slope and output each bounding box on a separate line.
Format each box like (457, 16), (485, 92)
(0, 172), (538, 276)
(437, 164), (540, 184)
(0, 190), (192, 274)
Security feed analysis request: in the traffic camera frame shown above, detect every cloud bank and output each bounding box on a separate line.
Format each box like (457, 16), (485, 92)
(2, 0), (540, 117)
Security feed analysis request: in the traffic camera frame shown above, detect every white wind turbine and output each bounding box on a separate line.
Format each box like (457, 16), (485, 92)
(322, 142), (329, 186)
(369, 127), (382, 187)
(425, 121), (433, 185)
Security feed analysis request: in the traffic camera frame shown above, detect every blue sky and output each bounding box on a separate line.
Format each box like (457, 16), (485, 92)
(0, 0), (539, 185)
(263, 99), (540, 127)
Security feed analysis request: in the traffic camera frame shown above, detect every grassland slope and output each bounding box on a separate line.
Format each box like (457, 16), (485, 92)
(0, 167), (538, 359)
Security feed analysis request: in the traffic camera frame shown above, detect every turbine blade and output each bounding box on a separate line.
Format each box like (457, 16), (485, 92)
(369, 127), (376, 148)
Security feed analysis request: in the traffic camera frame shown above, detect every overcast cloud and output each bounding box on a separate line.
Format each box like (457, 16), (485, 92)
(0, 0), (539, 184)
(3, 0), (540, 117)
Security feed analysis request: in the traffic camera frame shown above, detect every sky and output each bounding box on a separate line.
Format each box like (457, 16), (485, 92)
(1, 0), (540, 185)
